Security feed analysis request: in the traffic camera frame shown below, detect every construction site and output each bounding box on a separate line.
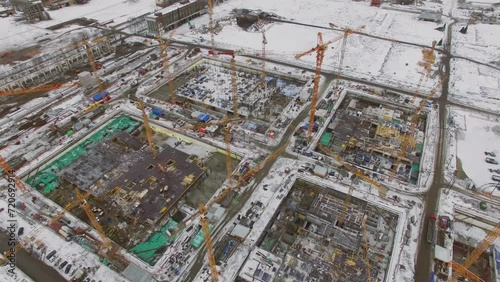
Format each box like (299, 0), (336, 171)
(1, 0), (500, 281)
(248, 179), (398, 282)
(148, 57), (306, 135)
(314, 92), (430, 184)
(21, 112), (240, 266)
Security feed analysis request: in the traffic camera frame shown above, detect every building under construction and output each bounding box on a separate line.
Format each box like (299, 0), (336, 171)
(25, 115), (219, 251)
(316, 92), (429, 184)
(254, 179), (398, 282)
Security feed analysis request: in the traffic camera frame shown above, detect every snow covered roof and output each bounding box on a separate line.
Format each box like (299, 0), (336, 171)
(122, 263), (154, 282)
(230, 224), (250, 239)
(434, 245), (452, 262)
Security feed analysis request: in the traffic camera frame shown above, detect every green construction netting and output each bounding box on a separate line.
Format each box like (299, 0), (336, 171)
(320, 132), (333, 146)
(27, 116), (140, 194)
(416, 143), (424, 152)
(190, 225), (213, 249)
(129, 219), (179, 265)
(411, 164), (419, 172)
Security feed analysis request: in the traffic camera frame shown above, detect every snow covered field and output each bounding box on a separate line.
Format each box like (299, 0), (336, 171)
(451, 24), (500, 65)
(449, 58), (500, 112)
(446, 107), (500, 189)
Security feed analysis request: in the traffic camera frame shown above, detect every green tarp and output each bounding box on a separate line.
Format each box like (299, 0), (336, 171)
(320, 132), (333, 146)
(190, 225), (213, 249)
(27, 116), (140, 194)
(416, 143), (424, 152)
(411, 164), (419, 172)
(129, 219), (179, 265)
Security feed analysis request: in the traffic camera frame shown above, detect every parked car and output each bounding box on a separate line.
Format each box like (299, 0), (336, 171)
(485, 151), (496, 157)
(485, 157), (498, 164)
(492, 175), (500, 182)
(65, 264), (72, 274)
(46, 250), (56, 261)
(17, 227), (24, 236)
(59, 261), (68, 269)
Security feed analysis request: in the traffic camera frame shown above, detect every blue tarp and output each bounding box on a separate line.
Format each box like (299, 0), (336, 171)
(429, 271), (435, 282)
(152, 108), (165, 116)
(92, 91), (109, 101)
(197, 113), (211, 123)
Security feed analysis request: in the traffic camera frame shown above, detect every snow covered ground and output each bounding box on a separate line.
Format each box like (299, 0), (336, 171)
(445, 107), (500, 190)
(451, 23), (500, 66)
(449, 58), (500, 113)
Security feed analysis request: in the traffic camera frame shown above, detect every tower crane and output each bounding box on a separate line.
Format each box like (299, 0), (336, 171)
(224, 113), (234, 184)
(139, 102), (158, 158)
(410, 41), (437, 104)
(258, 17), (267, 90)
(0, 156), (28, 193)
(0, 82), (81, 97)
(82, 37), (109, 93)
(158, 28), (177, 104)
(207, 0), (215, 52)
(75, 188), (111, 251)
(335, 26), (366, 89)
(448, 222), (500, 282)
(295, 26), (364, 140)
(391, 76), (446, 180)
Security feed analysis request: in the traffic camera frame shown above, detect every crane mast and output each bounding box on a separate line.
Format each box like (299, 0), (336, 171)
(139, 102), (158, 157)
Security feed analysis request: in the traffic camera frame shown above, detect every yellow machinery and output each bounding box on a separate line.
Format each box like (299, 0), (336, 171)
(199, 203), (219, 281)
(0, 156), (28, 193)
(138, 102), (158, 158)
(448, 261), (484, 282)
(82, 37), (108, 92)
(75, 188), (111, 250)
(391, 76), (446, 180)
(158, 28), (177, 104)
(0, 82), (80, 97)
(297, 32), (326, 140)
(295, 26), (364, 140)
(448, 223), (500, 282)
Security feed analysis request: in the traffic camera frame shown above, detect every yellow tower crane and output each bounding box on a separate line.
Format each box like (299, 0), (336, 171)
(82, 37), (108, 93)
(448, 223), (500, 282)
(158, 28), (177, 104)
(295, 26), (363, 140)
(258, 17), (267, 90)
(139, 102), (158, 158)
(391, 76), (446, 180)
(75, 188), (112, 251)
